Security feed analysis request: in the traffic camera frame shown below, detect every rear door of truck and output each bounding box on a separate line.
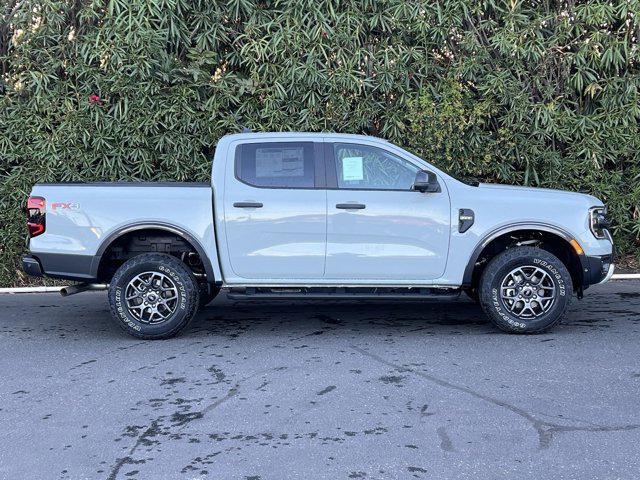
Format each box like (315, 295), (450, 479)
(222, 138), (326, 280)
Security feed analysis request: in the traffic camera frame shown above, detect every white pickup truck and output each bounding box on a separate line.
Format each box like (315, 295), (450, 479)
(23, 132), (614, 338)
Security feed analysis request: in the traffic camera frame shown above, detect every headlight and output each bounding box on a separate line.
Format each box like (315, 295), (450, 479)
(589, 206), (610, 239)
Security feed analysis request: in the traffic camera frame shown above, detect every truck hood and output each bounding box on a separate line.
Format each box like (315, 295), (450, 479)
(477, 183), (603, 207)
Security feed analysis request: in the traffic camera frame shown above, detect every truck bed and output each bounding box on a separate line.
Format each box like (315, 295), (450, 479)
(27, 182), (217, 281)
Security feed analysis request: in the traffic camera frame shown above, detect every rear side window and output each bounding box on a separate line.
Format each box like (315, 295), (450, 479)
(235, 142), (316, 188)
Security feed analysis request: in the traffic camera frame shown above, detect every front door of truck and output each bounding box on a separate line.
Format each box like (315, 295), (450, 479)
(324, 141), (450, 281)
(223, 140), (326, 280)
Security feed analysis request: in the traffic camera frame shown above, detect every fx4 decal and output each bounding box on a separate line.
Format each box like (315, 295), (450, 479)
(51, 202), (80, 211)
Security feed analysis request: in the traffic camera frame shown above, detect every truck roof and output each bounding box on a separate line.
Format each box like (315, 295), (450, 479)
(219, 132), (389, 142)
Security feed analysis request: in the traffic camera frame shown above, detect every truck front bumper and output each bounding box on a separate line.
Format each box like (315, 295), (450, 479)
(599, 262), (615, 284)
(582, 254), (614, 286)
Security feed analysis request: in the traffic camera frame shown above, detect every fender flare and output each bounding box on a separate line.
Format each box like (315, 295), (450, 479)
(90, 222), (216, 281)
(461, 222), (585, 286)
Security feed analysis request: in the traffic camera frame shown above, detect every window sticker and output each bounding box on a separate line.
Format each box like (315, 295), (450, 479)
(341, 156), (364, 181)
(255, 148), (305, 177)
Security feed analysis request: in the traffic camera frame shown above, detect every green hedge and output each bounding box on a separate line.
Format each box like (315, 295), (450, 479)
(1, 0), (639, 286)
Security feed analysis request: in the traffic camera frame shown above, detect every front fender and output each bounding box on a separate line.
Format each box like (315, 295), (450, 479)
(461, 222), (585, 286)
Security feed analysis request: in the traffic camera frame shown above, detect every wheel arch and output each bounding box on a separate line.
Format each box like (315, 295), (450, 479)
(462, 223), (587, 291)
(91, 222), (216, 282)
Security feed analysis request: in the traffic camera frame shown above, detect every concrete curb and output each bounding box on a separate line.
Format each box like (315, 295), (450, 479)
(610, 273), (640, 280)
(1, 273), (638, 294)
(0, 286), (66, 293)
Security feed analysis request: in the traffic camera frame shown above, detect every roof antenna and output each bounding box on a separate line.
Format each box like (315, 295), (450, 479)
(241, 126), (252, 133)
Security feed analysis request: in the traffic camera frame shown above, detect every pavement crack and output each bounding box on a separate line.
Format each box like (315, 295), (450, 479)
(107, 420), (160, 480)
(539, 424), (640, 449)
(105, 367), (275, 478)
(352, 346), (640, 449)
(105, 386), (240, 478)
(175, 367), (276, 431)
(175, 384), (240, 430)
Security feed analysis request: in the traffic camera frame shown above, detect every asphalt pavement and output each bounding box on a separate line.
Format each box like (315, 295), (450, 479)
(1, 281), (639, 480)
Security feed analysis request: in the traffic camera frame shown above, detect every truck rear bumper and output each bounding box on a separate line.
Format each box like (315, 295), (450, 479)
(22, 253), (96, 282)
(22, 255), (44, 277)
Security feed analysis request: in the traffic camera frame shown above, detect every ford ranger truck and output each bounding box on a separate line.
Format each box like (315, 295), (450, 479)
(22, 133), (615, 339)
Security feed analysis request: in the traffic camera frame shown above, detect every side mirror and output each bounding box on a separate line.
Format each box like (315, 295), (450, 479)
(413, 170), (440, 193)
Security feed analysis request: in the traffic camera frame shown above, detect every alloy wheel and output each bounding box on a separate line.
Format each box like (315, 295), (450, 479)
(124, 271), (179, 324)
(500, 266), (556, 319)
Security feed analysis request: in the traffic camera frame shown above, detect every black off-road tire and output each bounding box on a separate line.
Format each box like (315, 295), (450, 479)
(479, 247), (573, 334)
(198, 282), (220, 309)
(108, 253), (200, 339)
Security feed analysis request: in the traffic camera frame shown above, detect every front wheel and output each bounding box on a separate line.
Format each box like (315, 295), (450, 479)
(108, 253), (200, 339)
(479, 247), (573, 334)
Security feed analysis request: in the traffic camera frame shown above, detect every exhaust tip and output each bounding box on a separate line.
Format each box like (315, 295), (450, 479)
(59, 283), (108, 297)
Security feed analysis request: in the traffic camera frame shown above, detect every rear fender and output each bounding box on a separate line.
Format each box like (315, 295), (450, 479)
(91, 222), (220, 283)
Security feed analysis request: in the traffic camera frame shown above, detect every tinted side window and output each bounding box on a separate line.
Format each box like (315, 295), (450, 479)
(236, 142), (315, 188)
(333, 143), (419, 190)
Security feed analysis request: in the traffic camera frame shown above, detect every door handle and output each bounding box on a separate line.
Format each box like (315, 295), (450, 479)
(233, 202), (263, 208)
(336, 203), (366, 210)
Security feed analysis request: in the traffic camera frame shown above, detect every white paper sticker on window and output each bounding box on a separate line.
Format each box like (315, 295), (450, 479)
(255, 148), (304, 178)
(341, 156), (363, 181)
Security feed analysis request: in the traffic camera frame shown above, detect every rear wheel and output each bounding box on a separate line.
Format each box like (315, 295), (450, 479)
(108, 253), (200, 339)
(479, 247), (572, 334)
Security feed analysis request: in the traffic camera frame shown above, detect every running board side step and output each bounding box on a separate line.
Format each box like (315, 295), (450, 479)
(226, 286), (461, 300)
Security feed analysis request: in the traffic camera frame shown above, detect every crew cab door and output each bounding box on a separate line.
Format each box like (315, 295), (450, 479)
(324, 141), (450, 281)
(223, 140), (326, 280)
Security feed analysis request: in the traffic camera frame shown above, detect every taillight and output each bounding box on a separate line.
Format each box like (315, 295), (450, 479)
(27, 196), (46, 237)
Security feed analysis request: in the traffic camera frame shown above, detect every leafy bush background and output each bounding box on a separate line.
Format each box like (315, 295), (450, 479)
(1, 0), (639, 286)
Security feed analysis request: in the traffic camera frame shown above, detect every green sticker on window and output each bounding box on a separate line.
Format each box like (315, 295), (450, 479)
(342, 156), (363, 181)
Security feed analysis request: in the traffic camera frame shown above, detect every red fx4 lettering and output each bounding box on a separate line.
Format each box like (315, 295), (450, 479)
(51, 202), (79, 211)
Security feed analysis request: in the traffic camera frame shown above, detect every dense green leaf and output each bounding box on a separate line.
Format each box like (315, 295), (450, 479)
(1, 0), (639, 286)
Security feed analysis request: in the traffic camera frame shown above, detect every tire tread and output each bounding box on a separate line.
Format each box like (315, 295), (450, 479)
(479, 246), (573, 334)
(108, 253), (200, 339)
